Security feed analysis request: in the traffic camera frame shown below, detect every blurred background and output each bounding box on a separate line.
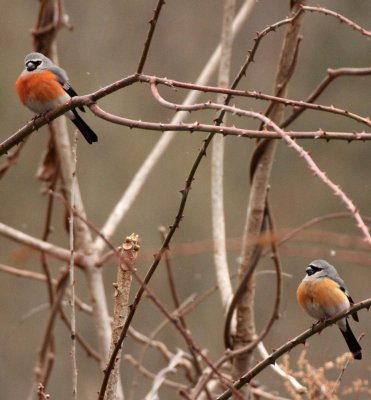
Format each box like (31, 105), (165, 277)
(0, 0), (371, 398)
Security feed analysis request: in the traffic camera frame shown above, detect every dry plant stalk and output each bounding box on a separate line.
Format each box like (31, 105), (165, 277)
(105, 234), (140, 400)
(232, 0), (307, 382)
(211, 0), (236, 313)
(279, 349), (371, 400)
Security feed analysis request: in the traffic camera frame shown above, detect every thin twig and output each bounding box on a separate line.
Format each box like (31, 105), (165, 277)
(36, 269), (69, 383)
(223, 200), (283, 355)
(127, 296), (197, 400)
(301, 5), (371, 36)
(137, 0), (166, 74)
(36, 131), (60, 387)
(158, 227), (205, 388)
(69, 130), (78, 400)
(124, 354), (188, 391)
(58, 307), (102, 362)
(159, 227), (183, 313)
(144, 350), (187, 399)
(0, 263), (48, 280)
(148, 76), (371, 127)
(281, 66), (371, 128)
(128, 324), (194, 375)
(0, 138), (28, 179)
(0, 221), (85, 267)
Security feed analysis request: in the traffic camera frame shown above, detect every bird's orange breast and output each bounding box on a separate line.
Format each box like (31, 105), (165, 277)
(16, 70), (65, 105)
(297, 277), (349, 319)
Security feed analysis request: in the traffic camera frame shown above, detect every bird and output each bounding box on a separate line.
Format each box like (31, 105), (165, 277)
(16, 52), (98, 144)
(297, 259), (362, 360)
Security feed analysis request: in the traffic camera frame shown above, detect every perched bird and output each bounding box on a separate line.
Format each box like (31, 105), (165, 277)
(16, 52), (98, 144)
(297, 259), (362, 360)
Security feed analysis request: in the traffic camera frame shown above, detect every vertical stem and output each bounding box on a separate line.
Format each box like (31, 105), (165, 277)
(52, 94), (113, 364)
(106, 235), (139, 400)
(69, 130), (78, 400)
(232, 0), (307, 384)
(211, 0), (236, 312)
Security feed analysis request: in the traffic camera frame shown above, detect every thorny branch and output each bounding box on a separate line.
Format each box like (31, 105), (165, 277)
(136, 0), (165, 74)
(3, 69), (371, 157)
(3, 4), (371, 155)
(301, 5), (371, 37)
(148, 84), (371, 243)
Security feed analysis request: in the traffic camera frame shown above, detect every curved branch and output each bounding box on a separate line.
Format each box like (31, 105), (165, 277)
(301, 5), (371, 36)
(217, 298), (371, 400)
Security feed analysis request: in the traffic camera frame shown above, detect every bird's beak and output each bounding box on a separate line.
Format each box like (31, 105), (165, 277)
(26, 61), (37, 72)
(305, 266), (314, 276)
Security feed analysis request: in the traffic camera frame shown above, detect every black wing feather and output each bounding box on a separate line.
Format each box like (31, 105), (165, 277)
(64, 86), (85, 112)
(339, 286), (359, 322)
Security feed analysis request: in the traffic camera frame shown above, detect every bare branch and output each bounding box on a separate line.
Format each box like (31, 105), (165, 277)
(144, 350), (186, 399)
(137, 0), (166, 74)
(211, 0), (235, 313)
(158, 227), (205, 387)
(301, 5), (371, 36)
(0, 221), (85, 266)
(124, 354), (188, 391)
(282, 66), (371, 128)
(35, 270), (69, 384)
(69, 131), (78, 400)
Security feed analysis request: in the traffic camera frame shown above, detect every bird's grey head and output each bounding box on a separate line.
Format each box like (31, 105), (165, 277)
(305, 259), (338, 278)
(24, 52), (52, 72)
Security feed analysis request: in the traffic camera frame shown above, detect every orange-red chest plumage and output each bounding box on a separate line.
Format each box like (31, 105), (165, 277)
(16, 70), (66, 107)
(297, 277), (349, 320)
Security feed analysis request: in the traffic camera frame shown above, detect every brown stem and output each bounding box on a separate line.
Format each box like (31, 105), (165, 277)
(136, 0), (166, 74)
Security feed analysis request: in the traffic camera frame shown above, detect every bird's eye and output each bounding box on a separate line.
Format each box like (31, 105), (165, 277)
(306, 265), (322, 275)
(26, 60), (42, 71)
(306, 268), (313, 276)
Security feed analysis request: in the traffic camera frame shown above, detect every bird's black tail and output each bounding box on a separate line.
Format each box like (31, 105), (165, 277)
(71, 110), (98, 144)
(340, 320), (362, 360)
